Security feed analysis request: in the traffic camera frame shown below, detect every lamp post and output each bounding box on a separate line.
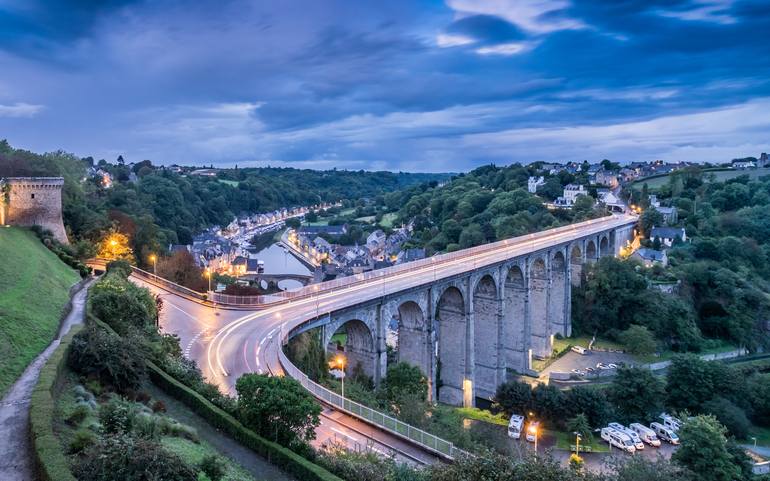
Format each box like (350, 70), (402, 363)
(574, 432), (582, 455)
(149, 254), (157, 278)
(335, 355), (346, 400)
(205, 268), (211, 292)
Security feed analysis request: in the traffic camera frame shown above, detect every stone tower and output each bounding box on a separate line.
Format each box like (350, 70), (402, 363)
(0, 177), (69, 244)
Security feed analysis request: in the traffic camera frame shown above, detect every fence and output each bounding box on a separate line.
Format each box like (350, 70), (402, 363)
(278, 347), (460, 460)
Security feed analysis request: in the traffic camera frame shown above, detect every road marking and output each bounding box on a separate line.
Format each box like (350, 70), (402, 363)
(184, 329), (208, 357)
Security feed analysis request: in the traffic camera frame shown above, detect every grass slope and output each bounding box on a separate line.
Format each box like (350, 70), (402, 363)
(0, 227), (78, 396)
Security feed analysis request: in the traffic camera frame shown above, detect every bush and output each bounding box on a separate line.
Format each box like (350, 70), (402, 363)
(66, 404), (91, 426)
(68, 326), (146, 393)
(68, 429), (97, 454)
(152, 400), (166, 413)
(89, 273), (157, 335)
(74, 435), (197, 481)
(106, 260), (132, 278)
(99, 397), (136, 434)
(702, 397), (751, 439)
(199, 455), (227, 481)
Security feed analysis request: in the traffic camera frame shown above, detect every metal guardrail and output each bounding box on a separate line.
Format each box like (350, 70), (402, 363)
(278, 347), (460, 459)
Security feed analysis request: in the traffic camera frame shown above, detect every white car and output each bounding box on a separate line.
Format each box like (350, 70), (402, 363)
(526, 421), (540, 443)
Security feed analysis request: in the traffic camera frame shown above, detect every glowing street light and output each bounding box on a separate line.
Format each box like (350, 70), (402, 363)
(149, 254), (157, 278)
(204, 267), (212, 292)
(334, 354), (346, 400)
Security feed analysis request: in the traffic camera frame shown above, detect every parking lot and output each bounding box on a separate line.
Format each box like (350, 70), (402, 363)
(541, 349), (636, 381)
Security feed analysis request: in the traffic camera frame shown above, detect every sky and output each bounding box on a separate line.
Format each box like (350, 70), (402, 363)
(1, 0), (769, 172)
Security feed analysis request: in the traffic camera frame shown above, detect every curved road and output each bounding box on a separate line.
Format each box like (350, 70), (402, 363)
(135, 214), (637, 465)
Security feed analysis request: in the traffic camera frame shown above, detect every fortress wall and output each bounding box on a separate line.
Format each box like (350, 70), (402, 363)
(1, 177), (69, 244)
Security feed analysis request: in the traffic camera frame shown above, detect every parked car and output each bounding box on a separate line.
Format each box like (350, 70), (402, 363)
(571, 346), (588, 355)
(608, 423), (644, 450)
(629, 423), (661, 447)
(651, 422), (680, 445)
(508, 414), (525, 439)
(526, 421), (540, 443)
(571, 369), (585, 376)
(600, 427), (636, 453)
(597, 363), (613, 370)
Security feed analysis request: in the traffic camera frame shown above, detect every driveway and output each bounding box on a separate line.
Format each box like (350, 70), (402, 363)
(0, 279), (91, 481)
(542, 350), (635, 381)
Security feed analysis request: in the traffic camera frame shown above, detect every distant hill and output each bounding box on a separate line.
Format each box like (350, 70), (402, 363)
(0, 227), (78, 396)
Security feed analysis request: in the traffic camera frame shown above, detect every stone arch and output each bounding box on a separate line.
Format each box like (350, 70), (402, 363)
(436, 286), (466, 405)
(599, 235), (610, 257)
(529, 257), (550, 358)
(586, 239), (598, 261)
(472, 274), (499, 400)
(569, 244), (583, 286)
(549, 251), (568, 339)
(392, 300), (429, 375)
(503, 264), (527, 373)
(327, 319), (376, 380)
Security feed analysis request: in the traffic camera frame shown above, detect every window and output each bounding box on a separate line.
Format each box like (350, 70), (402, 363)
(30, 193), (35, 199)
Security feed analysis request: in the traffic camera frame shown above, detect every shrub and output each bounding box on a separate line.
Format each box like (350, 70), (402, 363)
(199, 455), (227, 481)
(89, 274), (157, 335)
(152, 400), (166, 413)
(68, 429), (97, 454)
(99, 397), (136, 434)
(67, 327), (146, 393)
(66, 404), (91, 426)
(133, 413), (161, 440)
(74, 435), (197, 481)
(106, 260), (132, 278)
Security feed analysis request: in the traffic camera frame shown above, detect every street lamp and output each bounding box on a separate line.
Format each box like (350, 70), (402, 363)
(149, 254), (157, 278)
(335, 354), (346, 400)
(205, 268), (212, 292)
(574, 432), (582, 455)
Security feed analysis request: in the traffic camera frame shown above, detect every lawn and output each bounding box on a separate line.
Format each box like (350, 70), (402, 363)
(379, 213), (398, 228)
(162, 437), (259, 481)
(0, 227), (78, 396)
(456, 406), (509, 426)
(550, 429), (610, 453)
(218, 179), (240, 187)
(354, 215), (376, 223)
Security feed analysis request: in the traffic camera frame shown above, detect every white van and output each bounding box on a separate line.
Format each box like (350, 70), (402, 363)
(651, 422), (680, 445)
(601, 427), (636, 453)
(508, 415), (524, 439)
(571, 345), (588, 355)
(659, 413), (683, 432)
(608, 423), (645, 450)
(629, 423), (661, 447)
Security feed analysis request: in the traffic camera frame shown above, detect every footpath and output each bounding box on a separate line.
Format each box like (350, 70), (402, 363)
(0, 279), (92, 481)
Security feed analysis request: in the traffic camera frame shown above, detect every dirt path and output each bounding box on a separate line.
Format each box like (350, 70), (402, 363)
(0, 279), (91, 481)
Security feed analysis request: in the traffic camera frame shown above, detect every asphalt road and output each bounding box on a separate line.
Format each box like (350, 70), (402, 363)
(134, 214), (638, 465)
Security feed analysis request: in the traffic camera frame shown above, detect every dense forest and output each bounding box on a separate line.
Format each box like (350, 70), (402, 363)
(382, 163), (603, 254)
(574, 168), (770, 352)
(0, 141), (448, 264)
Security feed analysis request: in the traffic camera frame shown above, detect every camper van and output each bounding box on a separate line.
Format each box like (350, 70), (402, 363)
(600, 427), (637, 453)
(651, 422), (680, 445)
(659, 413), (683, 432)
(608, 423), (645, 450)
(508, 415), (525, 439)
(629, 423), (661, 447)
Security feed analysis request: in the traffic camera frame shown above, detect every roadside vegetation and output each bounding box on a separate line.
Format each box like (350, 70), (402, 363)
(0, 227), (79, 396)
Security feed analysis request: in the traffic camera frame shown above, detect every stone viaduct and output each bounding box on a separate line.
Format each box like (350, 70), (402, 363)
(297, 221), (636, 407)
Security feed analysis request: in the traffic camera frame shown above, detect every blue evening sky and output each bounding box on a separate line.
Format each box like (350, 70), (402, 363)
(1, 0), (769, 171)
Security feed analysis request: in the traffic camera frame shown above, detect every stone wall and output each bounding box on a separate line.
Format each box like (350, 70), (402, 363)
(0, 177), (68, 244)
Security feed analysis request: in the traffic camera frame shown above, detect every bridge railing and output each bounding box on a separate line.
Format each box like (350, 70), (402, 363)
(278, 347), (460, 460)
(88, 258), (210, 301)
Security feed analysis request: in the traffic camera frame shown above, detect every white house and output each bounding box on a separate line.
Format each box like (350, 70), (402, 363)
(650, 226), (686, 247)
(528, 176), (545, 193)
(563, 184), (588, 204)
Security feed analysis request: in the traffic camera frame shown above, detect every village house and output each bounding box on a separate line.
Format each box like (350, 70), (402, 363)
(528, 176), (545, 193)
(650, 226), (686, 247)
(632, 247), (668, 267)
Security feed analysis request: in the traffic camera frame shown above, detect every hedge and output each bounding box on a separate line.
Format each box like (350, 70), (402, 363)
(87, 310), (342, 481)
(28, 324), (83, 481)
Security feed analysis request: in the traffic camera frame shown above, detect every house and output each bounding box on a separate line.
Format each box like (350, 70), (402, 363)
(299, 225), (347, 237)
(397, 248), (426, 264)
(632, 248), (668, 267)
(732, 160), (756, 169)
(650, 226), (686, 247)
(591, 168), (619, 188)
(563, 184), (588, 204)
(168, 244), (191, 255)
(230, 256), (247, 276)
(313, 236), (332, 254)
(528, 176), (545, 193)
(366, 229), (387, 252)
(657, 206), (678, 224)
(190, 168), (218, 177)
(619, 167), (637, 182)
(246, 258), (263, 275)
(597, 190), (623, 209)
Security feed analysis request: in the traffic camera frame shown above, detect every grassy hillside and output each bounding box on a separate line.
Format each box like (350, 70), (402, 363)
(0, 227), (78, 396)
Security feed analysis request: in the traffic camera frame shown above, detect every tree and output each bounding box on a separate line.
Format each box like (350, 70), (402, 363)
(493, 381), (532, 416)
(563, 386), (613, 428)
(382, 362), (428, 403)
(609, 367), (665, 423)
(458, 224), (485, 248)
(566, 414), (592, 442)
(236, 373), (321, 446)
(638, 207), (664, 238)
(156, 250), (207, 291)
(702, 397), (751, 439)
(97, 228), (134, 262)
(305, 211), (318, 222)
(672, 415), (743, 481)
(618, 325), (657, 356)
(530, 383), (566, 426)
(666, 355), (715, 412)
(285, 217), (301, 229)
